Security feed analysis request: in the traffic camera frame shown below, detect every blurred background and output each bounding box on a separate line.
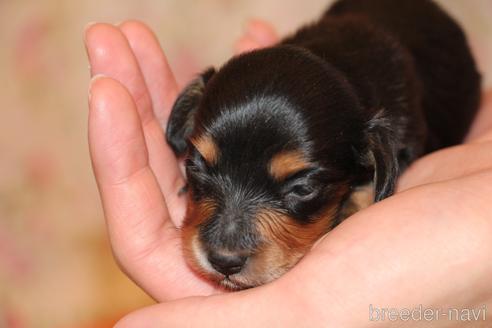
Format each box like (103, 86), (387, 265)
(1, 0), (491, 327)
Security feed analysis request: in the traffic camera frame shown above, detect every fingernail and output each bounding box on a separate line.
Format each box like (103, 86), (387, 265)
(84, 21), (97, 35)
(88, 74), (108, 103)
(83, 22), (97, 61)
(84, 21), (97, 44)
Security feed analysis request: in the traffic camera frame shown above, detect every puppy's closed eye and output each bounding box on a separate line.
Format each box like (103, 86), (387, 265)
(286, 183), (317, 199)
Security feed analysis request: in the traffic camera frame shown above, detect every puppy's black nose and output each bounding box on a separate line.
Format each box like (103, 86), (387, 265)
(208, 251), (247, 276)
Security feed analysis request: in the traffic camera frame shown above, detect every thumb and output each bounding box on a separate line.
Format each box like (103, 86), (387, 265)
(115, 283), (298, 328)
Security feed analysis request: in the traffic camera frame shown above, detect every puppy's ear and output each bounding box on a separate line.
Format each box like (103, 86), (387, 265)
(166, 67), (216, 156)
(365, 111), (400, 202)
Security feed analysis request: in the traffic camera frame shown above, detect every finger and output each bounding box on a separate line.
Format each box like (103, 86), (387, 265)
(85, 23), (186, 224)
(85, 23), (154, 125)
(89, 76), (217, 301)
(115, 284), (298, 328)
(88, 76), (175, 287)
(118, 20), (179, 125)
(234, 19), (279, 55)
(117, 21), (187, 223)
(233, 36), (263, 54)
(397, 141), (492, 191)
(244, 19), (279, 47)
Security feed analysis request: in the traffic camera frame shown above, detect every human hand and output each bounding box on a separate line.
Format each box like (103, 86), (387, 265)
(115, 90), (492, 327)
(86, 19), (492, 327)
(86, 21), (214, 301)
(85, 20), (278, 302)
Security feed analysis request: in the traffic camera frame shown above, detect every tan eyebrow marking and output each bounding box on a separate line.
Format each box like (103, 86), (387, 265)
(191, 135), (219, 165)
(269, 150), (311, 180)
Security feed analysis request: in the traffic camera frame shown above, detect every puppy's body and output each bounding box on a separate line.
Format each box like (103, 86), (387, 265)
(166, 0), (481, 289)
(292, 0), (480, 153)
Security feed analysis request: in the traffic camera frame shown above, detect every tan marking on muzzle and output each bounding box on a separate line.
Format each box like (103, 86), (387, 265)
(181, 197), (218, 276)
(257, 207), (336, 250)
(252, 205), (338, 279)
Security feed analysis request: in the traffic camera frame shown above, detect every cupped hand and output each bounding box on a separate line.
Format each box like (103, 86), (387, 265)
(86, 20), (492, 327)
(115, 90), (492, 327)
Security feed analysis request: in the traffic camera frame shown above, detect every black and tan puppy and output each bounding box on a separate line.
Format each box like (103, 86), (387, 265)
(166, 0), (481, 290)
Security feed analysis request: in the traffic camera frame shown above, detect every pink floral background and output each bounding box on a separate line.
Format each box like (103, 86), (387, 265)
(1, 0), (491, 327)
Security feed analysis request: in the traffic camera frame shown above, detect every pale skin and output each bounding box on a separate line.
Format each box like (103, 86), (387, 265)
(85, 20), (492, 327)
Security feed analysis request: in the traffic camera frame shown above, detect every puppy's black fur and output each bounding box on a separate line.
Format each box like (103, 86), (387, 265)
(166, 0), (481, 289)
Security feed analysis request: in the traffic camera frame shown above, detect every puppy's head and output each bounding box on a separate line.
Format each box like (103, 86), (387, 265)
(166, 46), (398, 289)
